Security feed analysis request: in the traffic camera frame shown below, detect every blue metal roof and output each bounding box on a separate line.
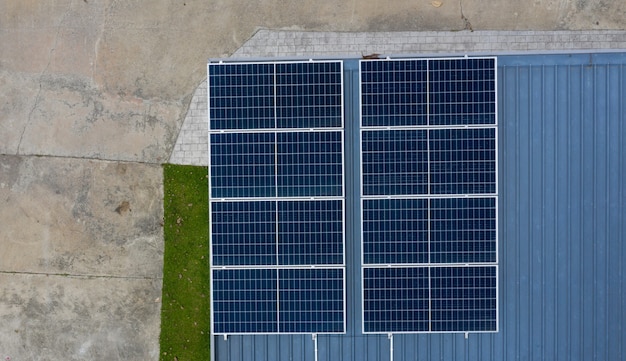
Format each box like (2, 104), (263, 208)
(212, 52), (626, 361)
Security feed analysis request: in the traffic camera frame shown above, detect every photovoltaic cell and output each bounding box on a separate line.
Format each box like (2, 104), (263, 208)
(209, 61), (342, 130)
(276, 62), (343, 128)
(212, 268), (344, 334)
(360, 57), (497, 333)
(360, 58), (495, 127)
(212, 199), (343, 267)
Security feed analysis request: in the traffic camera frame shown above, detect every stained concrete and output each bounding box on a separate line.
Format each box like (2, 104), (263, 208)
(0, 274), (161, 361)
(0, 155), (163, 360)
(1, 0), (625, 360)
(0, 156), (163, 278)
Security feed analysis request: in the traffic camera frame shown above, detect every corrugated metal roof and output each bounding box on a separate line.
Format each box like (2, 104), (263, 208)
(212, 52), (626, 361)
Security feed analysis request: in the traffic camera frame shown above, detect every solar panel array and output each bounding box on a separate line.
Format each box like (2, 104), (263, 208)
(360, 58), (498, 333)
(209, 60), (345, 334)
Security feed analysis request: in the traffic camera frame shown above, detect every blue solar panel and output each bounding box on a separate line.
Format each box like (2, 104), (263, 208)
(276, 62), (343, 128)
(363, 199), (429, 264)
(360, 57), (497, 333)
(362, 128), (496, 196)
(209, 61), (342, 130)
(209, 63), (275, 130)
(212, 268), (344, 334)
(362, 130), (429, 196)
(278, 200), (343, 265)
(363, 267), (429, 332)
(210, 132), (276, 198)
(209, 60), (345, 335)
(211, 201), (276, 266)
(210, 130), (343, 199)
(429, 58), (496, 126)
(212, 269), (278, 334)
(429, 128), (496, 195)
(363, 266), (497, 333)
(212, 199), (344, 267)
(279, 268), (344, 333)
(277, 131), (343, 197)
(430, 266), (497, 332)
(361, 60), (428, 127)
(360, 58), (495, 127)
(430, 197), (497, 263)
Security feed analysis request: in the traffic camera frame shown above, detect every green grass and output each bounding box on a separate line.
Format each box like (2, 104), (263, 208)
(160, 164), (210, 361)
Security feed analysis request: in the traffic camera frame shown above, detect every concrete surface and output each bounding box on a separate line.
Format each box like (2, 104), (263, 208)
(0, 274), (161, 360)
(0, 155), (163, 360)
(1, 0), (625, 360)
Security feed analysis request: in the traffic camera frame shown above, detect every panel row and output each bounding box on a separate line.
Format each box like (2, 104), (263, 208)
(362, 128), (496, 196)
(210, 131), (343, 198)
(213, 268), (345, 334)
(209, 61), (343, 130)
(363, 266), (497, 333)
(211, 200), (344, 266)
(361, 58), (496, 127)
(362, 197), (496, 265)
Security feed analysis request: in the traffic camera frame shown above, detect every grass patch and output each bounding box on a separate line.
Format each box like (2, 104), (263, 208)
(160, 164), (210, 361)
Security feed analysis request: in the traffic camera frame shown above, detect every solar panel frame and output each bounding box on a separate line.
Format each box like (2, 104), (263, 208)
(208, 60), (346, 335)
(359, 56), (498, 334)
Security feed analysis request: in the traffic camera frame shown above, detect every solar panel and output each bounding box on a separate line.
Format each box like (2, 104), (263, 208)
(430, 197), (497, 264)
(279, 268), (345, 333)
(277, 131), (343, 197)
(363, 267), (429, 333)
(430, 266), (497, 332)
(360, 57), (498, 333)
(210, 132), (276, 198)
(212, 268), (278, 334)
(429, 128), (496, 195)
(211, 201), (276, 266)
(360, 59), (428, 127)
(363, 198), (429, 265)
(278, 200), (344, 266)
(208, 60), (345, 335)
(361, 129), (429, 196)
(429, 58), (496, 126)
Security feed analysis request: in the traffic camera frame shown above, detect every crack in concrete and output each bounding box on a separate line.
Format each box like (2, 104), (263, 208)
(17, 1), (75, 155)
(459, 0), (474, 31)
(0, 270), (162, 281)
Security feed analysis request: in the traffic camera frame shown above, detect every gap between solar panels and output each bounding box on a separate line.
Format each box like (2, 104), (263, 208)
(207, 56), (498, 337)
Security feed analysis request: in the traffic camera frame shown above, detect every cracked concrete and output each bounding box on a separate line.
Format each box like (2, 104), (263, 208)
(1, 0), (625, 359)
(459, 0), (473, 31)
